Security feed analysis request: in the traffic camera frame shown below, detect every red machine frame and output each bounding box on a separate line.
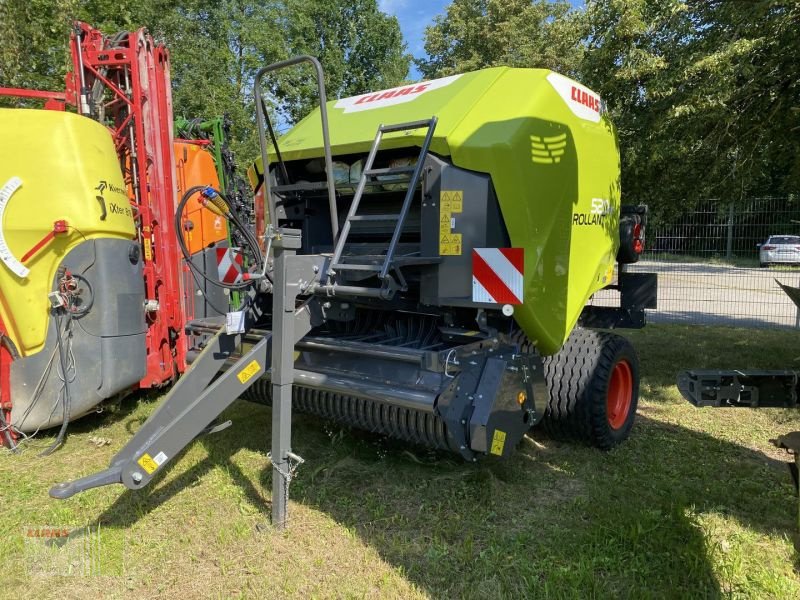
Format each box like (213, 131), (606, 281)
(0, 318), (12, 443)
(66, 22), (187, 387)
(0, 88), (67, 111)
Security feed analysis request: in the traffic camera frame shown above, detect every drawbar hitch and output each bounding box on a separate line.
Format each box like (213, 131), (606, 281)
(50, 228), (317, 529)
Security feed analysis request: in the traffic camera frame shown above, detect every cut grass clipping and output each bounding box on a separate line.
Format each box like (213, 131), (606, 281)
(2, 324), (800, 598)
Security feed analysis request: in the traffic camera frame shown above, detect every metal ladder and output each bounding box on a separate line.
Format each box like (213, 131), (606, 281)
(328, 117), (438, 293)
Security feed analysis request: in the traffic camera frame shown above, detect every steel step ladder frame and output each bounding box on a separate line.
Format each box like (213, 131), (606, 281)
(328, 117), (438, 293)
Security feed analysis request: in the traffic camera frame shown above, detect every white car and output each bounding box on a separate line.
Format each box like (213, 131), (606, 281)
(759, 235), (800, 267)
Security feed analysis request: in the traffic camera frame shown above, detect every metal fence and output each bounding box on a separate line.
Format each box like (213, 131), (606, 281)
(597, 197), (800, 328)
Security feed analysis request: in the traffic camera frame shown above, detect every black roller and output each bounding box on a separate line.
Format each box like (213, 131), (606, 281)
(243, 379), (452, 451)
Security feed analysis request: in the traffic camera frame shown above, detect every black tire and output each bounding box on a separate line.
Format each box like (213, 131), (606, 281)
(540, 328), (639, 449)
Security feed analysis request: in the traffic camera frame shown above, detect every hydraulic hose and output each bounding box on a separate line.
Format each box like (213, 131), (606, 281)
(175, 185), (268, 289)
(0, 409), (16, 450)
(0, 333), (19, 449)
(0, 332), (20, 360)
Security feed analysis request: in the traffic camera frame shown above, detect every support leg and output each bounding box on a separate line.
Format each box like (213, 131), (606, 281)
(270, 229), (302, 529)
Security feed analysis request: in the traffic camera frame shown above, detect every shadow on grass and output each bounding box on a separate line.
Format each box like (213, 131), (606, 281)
(32, 324), (799, 595)
(82, 393), (796, 598)
(51, 321), (800, 596)
(290, 415), (795, 598)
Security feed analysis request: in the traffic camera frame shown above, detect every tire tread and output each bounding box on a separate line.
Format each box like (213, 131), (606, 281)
(537, 328), (639, 449)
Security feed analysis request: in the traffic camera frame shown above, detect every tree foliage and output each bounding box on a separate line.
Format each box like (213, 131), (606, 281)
(0, 0), (410, 159)
(2, 0), (798, 209)
(581, 0), (800, 217)
(419, 0), (800, 214)
(277, 0), (409, 123)
(417, 0), (583, 79)
(0, 0), (77, 91)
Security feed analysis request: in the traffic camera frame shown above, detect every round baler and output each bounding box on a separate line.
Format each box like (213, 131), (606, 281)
(49, 63), (657, 519)
(237, 66), (653, 454)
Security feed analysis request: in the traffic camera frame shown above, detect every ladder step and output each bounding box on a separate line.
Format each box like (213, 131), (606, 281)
(379, 119), (433, 133)
(327, 116), (437, 288)
(363, 166), (416, 177)
(331, 263), (383, 272)
(349, 214), (399, 222)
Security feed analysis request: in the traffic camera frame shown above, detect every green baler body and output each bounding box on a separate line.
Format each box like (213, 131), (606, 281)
(258, 67), (621, 355)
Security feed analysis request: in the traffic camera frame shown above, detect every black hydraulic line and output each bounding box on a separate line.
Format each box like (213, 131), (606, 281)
(0, 332), (20, 360)
(185, 262), (230, 316)
(259, 97), (290, 186)
(0, 409), (17, 451)
(175, 185), (268, 289)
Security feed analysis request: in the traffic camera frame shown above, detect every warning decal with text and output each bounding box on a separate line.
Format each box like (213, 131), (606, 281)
(439, 190), (463, 256)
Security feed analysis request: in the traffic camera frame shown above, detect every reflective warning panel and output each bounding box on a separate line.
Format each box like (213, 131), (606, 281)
(472, 248), (524, 304)
(216, 247), (244, 284)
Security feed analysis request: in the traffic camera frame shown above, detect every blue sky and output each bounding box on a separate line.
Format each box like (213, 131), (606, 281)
(378, 0), (450, 76)
(378, 0), (583, 79)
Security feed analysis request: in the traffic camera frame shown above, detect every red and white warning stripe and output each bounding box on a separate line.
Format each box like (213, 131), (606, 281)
(472, 248), (524, 305)
(216, 247), (244, 284)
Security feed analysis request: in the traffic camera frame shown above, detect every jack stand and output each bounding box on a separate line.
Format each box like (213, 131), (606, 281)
(270, 229), (301, 529)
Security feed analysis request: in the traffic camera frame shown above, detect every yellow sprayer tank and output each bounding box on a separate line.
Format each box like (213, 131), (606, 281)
(0, 109), (147, 432)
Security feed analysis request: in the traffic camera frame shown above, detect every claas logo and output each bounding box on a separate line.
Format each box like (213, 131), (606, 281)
(530, 134), (568, 164)
(571, 86), (601, 113)
(354, 83), (430, 106)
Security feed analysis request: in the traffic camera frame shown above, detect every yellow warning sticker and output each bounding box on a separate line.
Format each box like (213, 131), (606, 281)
(440, 190), (463, 213)
(439, 190), (464, 256)
(440, 213), (451, 234)
(237, 359), (261, 384)
(137, 453), (158, 475)
(440, 233), (462, 256)
(490, 429), (507, 456)
(143, 238), (153, 262)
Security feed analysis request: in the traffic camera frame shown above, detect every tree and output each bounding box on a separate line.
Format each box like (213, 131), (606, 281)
(275, 0), (410, 123)
(0, 0), (78, 92)
(416, 0), (583, 79)
(0, 0), (410, 161)
(579, 0), (800, 216)
(418, 0), (800, 215)
(576, 0), (693, 217)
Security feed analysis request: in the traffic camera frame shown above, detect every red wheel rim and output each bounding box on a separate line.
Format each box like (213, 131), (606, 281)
(606, 360), (633, 430)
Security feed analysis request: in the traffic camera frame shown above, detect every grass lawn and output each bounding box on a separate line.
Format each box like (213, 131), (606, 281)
(2, 324), (800, 598)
